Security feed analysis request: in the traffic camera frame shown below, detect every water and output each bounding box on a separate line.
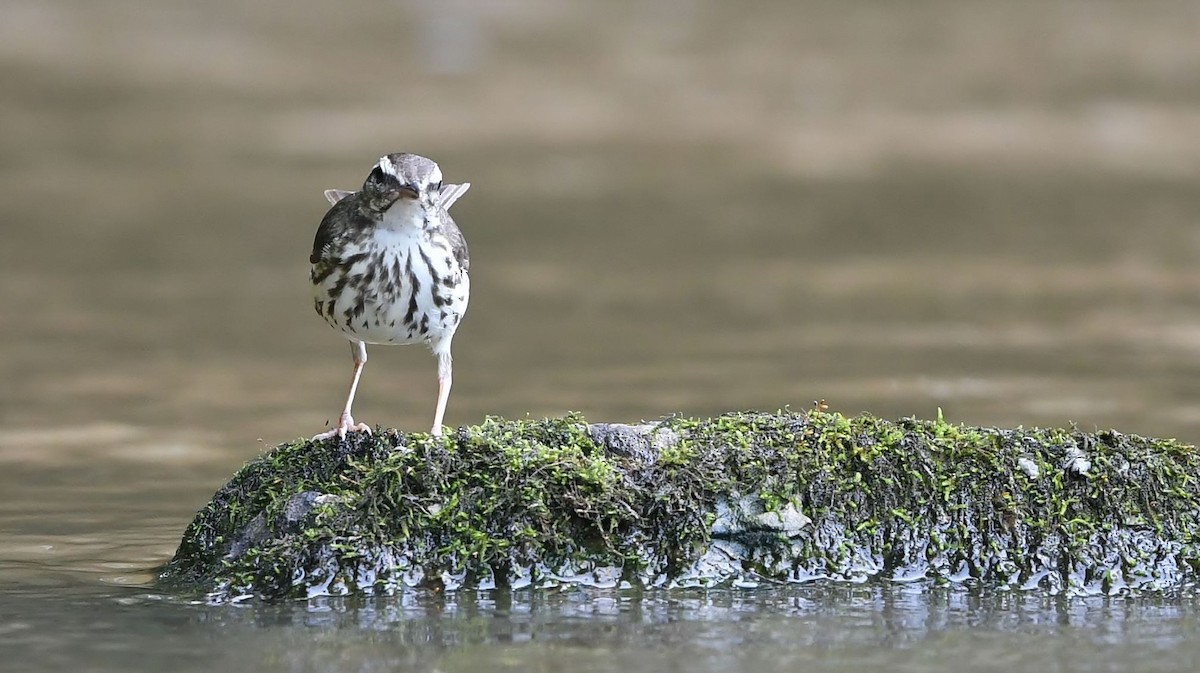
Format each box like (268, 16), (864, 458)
(5, 586), (1198, 673)
(3, 1), (1200, 670)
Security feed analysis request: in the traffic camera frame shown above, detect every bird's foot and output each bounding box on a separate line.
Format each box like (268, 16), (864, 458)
(312, 415), (372, 442)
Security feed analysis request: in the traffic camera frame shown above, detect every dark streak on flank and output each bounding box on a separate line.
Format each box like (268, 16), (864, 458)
(403, 291), (419, 325)
(392, 256), (404, 292)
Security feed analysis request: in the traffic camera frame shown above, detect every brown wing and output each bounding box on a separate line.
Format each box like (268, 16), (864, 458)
(439, 210), (470, 272)
(310, 197), (366, 265)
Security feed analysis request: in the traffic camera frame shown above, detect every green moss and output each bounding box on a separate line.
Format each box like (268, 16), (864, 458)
(159, 410), (1200, 600)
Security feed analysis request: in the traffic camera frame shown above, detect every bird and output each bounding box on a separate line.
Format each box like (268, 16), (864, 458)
(309, 152), (471, 440)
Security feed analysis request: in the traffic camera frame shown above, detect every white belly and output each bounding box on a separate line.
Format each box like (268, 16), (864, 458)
(312, 227), (469, 347)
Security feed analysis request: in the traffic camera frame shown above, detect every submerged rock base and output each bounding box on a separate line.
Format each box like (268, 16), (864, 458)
(159, 411), (1200, 601)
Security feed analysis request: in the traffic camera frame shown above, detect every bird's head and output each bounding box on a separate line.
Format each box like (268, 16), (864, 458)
(362, 153), (443, 214)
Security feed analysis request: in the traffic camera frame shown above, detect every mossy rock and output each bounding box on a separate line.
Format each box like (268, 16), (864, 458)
(158, 411), (1200, 601)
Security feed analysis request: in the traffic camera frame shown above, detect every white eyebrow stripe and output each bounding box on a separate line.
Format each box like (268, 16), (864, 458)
(378, 157), (398, 176)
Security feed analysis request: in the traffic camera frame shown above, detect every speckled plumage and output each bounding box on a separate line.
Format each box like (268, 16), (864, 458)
(309, 153), (471, 439)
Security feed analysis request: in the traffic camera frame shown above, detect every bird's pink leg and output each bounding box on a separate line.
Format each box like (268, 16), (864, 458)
(430, 347), (453, 437)
(313, 341), (372, 441)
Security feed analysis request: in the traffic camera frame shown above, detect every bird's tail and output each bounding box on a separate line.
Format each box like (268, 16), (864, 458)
(438, 183), (471, 210)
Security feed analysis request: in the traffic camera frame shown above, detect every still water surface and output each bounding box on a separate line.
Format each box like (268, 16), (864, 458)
(3, 1), (1200, 670)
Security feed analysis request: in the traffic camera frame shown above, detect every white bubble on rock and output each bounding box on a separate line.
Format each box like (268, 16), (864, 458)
(752, 502), (811, 536)
(711, 494), (811, 537)
(1063, 445), (1092, 475)
(1017, 456), (1040, 479)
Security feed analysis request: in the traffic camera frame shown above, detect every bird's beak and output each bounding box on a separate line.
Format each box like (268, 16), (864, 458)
(377, 183), (420, 211)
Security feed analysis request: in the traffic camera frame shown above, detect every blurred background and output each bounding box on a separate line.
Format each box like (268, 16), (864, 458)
(5, 0), (1200, 449)
(2, 0), (1200, 666)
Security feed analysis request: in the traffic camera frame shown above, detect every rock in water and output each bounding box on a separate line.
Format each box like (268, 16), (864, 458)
(158, 411), (1200, 601)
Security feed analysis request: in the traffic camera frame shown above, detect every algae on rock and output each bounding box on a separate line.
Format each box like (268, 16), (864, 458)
(159, 411), (1200, 601)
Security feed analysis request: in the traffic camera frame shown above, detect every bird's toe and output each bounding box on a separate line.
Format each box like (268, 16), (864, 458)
(311, 416), (372, 442)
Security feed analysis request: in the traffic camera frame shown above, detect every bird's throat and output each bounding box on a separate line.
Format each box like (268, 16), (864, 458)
(379, 200), (430, 233)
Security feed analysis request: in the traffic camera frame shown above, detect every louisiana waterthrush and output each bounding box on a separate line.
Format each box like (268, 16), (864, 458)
(309, 153), (471, 439)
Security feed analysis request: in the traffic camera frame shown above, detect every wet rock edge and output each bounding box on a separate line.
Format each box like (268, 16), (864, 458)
(157, 411), (1200, 601)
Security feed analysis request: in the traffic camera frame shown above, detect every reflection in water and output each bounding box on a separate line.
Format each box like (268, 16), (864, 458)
(3, 0), (1200, 671)
(3, 584), (1198, 673)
